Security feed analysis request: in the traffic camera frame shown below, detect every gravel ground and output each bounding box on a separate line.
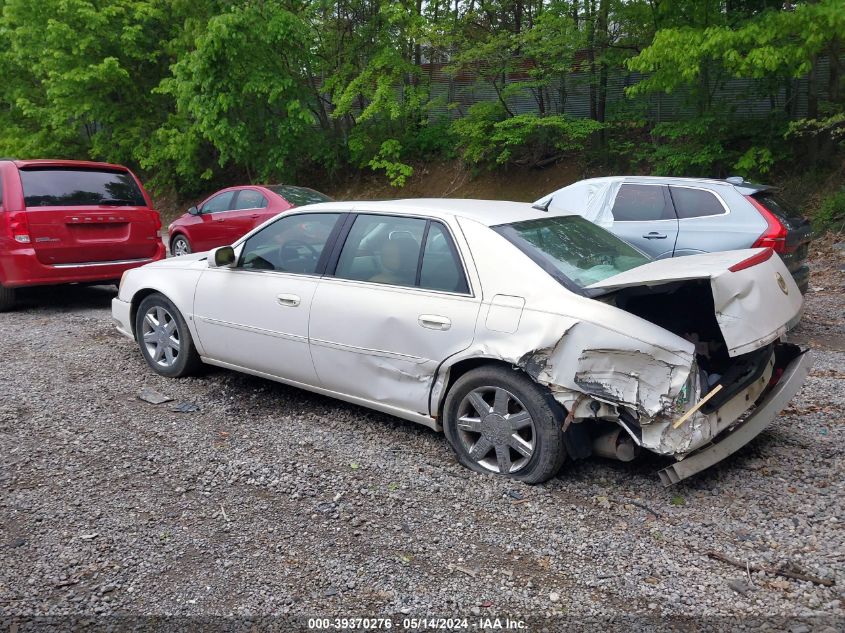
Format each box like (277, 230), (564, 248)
(1, 243), (843, 630)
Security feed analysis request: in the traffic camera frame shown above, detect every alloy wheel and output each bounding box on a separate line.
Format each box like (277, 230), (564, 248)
(172, 237), (190, 256)
(456, 386), (536, 474)
(141, 305), (181, 368)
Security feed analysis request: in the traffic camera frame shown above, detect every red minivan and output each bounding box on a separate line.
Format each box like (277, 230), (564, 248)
(0, 159), (165, 310)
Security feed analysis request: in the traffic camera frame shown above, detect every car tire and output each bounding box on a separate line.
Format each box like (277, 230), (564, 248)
(170, 234), (192, 257)
(0, 284), (15, 312)
(135, 293), (201, 377)
(443, 365), (567, 484)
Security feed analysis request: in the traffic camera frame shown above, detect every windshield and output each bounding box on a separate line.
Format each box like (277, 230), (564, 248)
(267, 185), (331, 207)
(495, 215), (650, 289)
(20, 167), (146, 207)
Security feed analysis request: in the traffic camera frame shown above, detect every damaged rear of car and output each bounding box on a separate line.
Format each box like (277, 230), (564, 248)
(491, 215), (810, 485)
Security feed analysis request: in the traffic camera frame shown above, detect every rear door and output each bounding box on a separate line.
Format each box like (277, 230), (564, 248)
(20, 166), (159, 265)
(227, 188), (272, 237)
(309, 213), (480, 416)
(607, 184), (678, 259)
(669, 185), (742, 256)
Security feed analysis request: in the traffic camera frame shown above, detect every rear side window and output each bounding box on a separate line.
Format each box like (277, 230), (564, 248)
(20, 168), (146, 207)
(335, 215), (426, 287)
(334, 214), (469, 293)
(234, 190), (267, 210)
(268, 185), (331, 207)
(669, 187), (726, 218)
(419, 223), (469, 293)
(611, 185), (673, 221)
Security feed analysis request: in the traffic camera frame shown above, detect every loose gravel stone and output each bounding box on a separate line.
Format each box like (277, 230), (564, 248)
(1, 244), (843, 623)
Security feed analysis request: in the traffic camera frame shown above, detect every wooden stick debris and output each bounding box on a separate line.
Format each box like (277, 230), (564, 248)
(673, 384), (723, 428)
(706, 550), (834, 587)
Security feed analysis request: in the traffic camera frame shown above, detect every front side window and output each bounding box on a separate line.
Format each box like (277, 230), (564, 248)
(670, 187), (726, 218)
(202, 191), (235, 214)
(234, 189), (267, 210)
(239, 213), (341, 274)
(495, 215), (650, 289)
(611, 184), (673, 222)
(20, 168), (146, 207)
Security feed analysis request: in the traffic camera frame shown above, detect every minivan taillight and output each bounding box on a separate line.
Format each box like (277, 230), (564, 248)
(6, 209), (30, 244)
(746, 195), (789, 254)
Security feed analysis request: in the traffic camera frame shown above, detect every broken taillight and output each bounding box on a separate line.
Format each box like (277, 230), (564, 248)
(728, 247), (773, 272)
(746, 195), (791, 254)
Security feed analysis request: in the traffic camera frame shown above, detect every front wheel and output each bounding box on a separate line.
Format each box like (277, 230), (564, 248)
(171, 234), (192, 257)
(443, 365), (567, 484)
(0, 285), (15, 312)
(134, 293), (201, 377)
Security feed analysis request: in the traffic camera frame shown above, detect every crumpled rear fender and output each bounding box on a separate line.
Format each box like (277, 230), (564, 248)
(431, 311), (696, 431)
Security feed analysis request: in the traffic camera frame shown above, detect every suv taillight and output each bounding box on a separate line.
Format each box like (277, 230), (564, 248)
(6, 209), (30, 244)
(746, 195), (789, 254)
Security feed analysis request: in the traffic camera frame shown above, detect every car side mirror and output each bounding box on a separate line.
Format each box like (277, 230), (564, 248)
(188, 206), (200, 216)
(208, 246), (235, 268)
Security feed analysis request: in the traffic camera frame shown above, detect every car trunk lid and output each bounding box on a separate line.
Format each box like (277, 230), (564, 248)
(587, 248), (803, 357)
(20, 166), (160, 265)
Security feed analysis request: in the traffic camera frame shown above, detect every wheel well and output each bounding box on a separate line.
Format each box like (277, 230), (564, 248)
(169, 231), (187, 247)
(128, 289), (162, 338)
(435, 357), (516, 418)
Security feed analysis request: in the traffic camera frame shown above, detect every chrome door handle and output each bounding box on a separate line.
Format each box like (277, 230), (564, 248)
(418, 314), (451, 330)
(642, 232), (667, 239)
(277, 293), (301, 307)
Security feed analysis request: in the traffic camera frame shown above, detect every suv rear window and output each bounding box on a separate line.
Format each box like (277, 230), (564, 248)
(751, 192), (807, 231)
(20, 168), (146, 207)
(495, 215), (650, 290)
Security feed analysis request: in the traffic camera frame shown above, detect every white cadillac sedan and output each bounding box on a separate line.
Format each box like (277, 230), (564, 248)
(113, 199), (810, 485)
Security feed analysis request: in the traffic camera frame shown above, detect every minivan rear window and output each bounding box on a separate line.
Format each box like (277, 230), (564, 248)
(20, 168), (146, 207)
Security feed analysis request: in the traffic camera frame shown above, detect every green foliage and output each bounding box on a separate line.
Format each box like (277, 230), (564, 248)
(814, 190), (845, 232)
(450, 102), (509, 165)
(734, 146), (775, 178)
(0, 0), (841, 197)
(152, 3), (315, 187)
(367, 139), (413, 188)
(644, 118), (733, 176)
(490, 114), (604, 166)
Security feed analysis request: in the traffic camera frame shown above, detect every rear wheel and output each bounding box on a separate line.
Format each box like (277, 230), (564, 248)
(134, 293), (201, 377)
(171, 234), (192, 257)
(0, 285), (15, 312)
(443, 365), (567, 484)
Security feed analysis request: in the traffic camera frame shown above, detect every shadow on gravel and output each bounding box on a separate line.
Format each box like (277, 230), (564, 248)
(557, 427), (783, 491)
(12, 283), (117, 312)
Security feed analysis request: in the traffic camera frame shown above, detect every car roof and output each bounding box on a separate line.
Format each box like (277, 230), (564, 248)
(12, 159), (132, 171)
(570, 175), (769, 193)
(294, 198), (572, 226)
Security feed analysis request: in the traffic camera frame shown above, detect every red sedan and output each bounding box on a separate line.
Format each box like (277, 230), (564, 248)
(167, 185), (331, 255)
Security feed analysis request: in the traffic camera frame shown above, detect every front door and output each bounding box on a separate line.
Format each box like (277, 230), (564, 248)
(309, 213), (480, 416)
(192, 212), (344, 384)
